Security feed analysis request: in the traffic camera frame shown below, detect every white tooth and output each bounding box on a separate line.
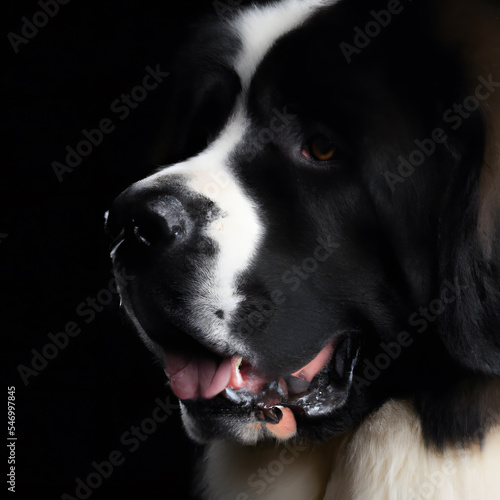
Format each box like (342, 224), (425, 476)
(235, 357), (243, 385)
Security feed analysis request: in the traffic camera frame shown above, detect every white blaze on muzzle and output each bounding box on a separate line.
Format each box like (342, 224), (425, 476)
(136, 108), (264, 351)
(128, 0), (339, 352)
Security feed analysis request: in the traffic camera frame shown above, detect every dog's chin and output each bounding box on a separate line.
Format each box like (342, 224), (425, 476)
(164, 333), (360, 445)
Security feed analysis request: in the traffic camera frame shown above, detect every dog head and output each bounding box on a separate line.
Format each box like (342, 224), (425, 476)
(106, 0), (500, 445)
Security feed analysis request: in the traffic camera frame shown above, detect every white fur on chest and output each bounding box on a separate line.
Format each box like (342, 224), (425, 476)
(201, 400), (500, 500)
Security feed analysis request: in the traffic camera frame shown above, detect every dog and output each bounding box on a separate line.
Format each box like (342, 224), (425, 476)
(106, 0), (500, 498)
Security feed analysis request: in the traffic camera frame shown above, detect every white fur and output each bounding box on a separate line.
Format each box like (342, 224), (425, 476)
(201, 400), (500, 500)
(129, 108), (259, 354)
(230, 0), (337, 89)
(325, 400), (500, 500)
(133, 0), (338, 353)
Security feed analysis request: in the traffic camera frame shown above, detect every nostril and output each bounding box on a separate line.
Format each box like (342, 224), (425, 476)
(124, 211), (172, 248)
(106, 189), (192, 256)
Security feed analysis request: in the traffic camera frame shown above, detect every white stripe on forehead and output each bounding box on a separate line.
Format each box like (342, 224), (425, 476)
(231, 0), (336, 89)
(130, 0), (338, 356)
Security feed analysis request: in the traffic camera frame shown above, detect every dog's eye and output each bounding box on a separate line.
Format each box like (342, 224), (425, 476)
(303, 136), (336, 161)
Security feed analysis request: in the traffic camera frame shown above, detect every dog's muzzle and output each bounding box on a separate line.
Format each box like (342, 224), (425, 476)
(105, 176), (361, 443)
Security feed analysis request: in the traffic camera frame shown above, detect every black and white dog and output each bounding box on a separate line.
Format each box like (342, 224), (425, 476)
(106, 0), (500, 498)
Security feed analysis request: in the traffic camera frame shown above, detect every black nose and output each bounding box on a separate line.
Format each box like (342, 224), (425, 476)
(106, 183), (192, 251)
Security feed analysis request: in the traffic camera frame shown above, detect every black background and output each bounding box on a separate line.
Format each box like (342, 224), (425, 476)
(3, 1), (231, 498)
(4, 0), (500, 499)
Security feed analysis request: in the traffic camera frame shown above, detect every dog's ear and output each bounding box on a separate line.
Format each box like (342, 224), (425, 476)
(434, 0), (500, 375)
(152, 18), (242, 166)
(437, 94), (500, 375)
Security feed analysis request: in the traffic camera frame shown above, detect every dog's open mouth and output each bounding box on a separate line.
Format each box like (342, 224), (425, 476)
(165, 334), (359, 439)
(165, 338), (335, 400)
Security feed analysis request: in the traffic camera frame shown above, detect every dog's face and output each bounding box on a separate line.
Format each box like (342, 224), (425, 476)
(106, 0), (500, 444)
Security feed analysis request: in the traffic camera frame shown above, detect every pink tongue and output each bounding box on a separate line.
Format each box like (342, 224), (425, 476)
(165, 354), (232, 400)
(164, 340), (335, 400)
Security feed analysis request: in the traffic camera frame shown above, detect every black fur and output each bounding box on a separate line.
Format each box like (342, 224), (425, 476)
(108, 0), (500, 449)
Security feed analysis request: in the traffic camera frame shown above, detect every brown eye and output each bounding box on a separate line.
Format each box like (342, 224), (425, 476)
(310, 136), (335, 161)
